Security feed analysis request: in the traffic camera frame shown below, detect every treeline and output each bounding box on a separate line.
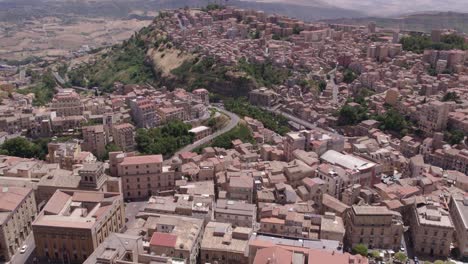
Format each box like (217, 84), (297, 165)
(0, 137), (50, 160)
(224, 98), (290, 135)
(400, 34), (467, 53)
(135, 121), (194, 158)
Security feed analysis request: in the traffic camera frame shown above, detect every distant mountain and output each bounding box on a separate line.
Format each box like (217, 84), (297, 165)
(321, 12), (468, 33)
(0, 0), (365, 22)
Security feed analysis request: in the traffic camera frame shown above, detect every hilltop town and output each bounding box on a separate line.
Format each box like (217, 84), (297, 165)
(0, 5), (467, 264)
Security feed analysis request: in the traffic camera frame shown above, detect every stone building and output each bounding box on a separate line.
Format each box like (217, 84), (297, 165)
(33, 190), (125, 264)
(0, 187), (37, 262)
(409, 203), (454, 257)
(345, 205), (404, 251)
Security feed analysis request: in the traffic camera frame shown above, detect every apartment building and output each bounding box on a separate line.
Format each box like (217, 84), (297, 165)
(33, 190), (125, 264)
(200, 222), (252, 264)
(130, 98), (159, 128)
(450, 194), (468, 258)
(410, 203), (454, 257)
(111, 153), (175, 200)
(0, 187), (37, 262)
(417, 101), (450, 136)
(82, 125), (108, 159)
(188, 126), (211, 141)
(214, 199), (256, 228)
(192, 88), (209, 105)
(112, 123), (135, 152)
(147, 215), (204, 264)
(345, 205), (404, 251)
(50, 89), (84, 117)
(249, 87), (278, 108)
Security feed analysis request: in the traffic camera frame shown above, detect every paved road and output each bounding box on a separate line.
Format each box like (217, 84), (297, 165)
(264, 107), (317, 130)
(172, 107), (240, 157)
(124, 201), (147, 229)
(9, 232), (35, 264)
(52, 71), (66, 85)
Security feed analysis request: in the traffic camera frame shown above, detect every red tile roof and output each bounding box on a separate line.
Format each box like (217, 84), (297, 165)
(120, 155), (163, 166)
(150, 232), (177, 248)
(43, 190), (71, 215)
(253, 246), (293, 264)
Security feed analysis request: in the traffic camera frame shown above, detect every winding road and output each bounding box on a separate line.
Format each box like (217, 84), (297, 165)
(173, 107), (240, 156)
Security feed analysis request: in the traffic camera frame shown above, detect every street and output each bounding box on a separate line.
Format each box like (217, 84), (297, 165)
(172, 107), (240, 157)
(9, 233), (35, 264)
(124, 201), (147, 229)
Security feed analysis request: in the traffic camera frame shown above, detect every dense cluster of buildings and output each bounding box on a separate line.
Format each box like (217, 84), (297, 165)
(0, 5), (467, 264)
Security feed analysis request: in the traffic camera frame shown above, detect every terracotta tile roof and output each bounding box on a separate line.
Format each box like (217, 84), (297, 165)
(253, 246), (293, 264)
(43, 190), (71, 215)
(150, 232), (177, 248)
(120, 155), (163, 166)
(0, 187), (32, 212)
(72, 192), (104, 203)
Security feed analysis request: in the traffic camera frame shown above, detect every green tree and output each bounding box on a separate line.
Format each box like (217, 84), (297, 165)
(446, 130), (465, 145)
(442, 92), (460, 103)
(343, 69), (358, 84)
(394, 252), (407, 263)
(0, 137), (48, 159)
(352, 244), (368, 256)
(337, 104), (368, 126)
(318, 80), (327, 92)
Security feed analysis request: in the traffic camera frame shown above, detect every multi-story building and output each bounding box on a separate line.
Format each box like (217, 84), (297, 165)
(214, 199), (256, 228)
(188, 126), (211, 141)
(147, 215), (203, 264)
(130, 98), (159, 128)
(0, 187), (37, 262)
(429, 148), (468, 175)
(345, 205), (404, 251)
(450, 194), (468, 258)
(192, 88), (209, 105)
(410, 203), (454, 257)
(46, 140), (96, 170)
(417, 101), (450, 136)
(50, 89), (84, 117)
(111, 152), (176, 200)
(249, 88), (278, 108)
(33, 190), (125, 264)
(112, 123), (135, 152)
(82, 125), (108, 159)
(200, 221), (252, 264)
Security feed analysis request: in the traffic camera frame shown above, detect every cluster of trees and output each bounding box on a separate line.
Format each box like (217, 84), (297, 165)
(445, 129), (465, 145)
(68, 33), (156, 92)
(343, 69), (358, 84)
(374, 108), (411, 137)
(337, 104), (368, 126)
(442, 91), (461, 103)
(135, 121), (194, 158)
(0, 137), (50, 160)
(211, 124), (254, 149)
(237, 58), (290, 88)
(400, 34), (467, 54)
(18, 70), (56, 106)
(225, 98), (290, 135)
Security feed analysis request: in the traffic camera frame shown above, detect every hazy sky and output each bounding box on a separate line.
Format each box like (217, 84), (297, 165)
(247, 0), (468, 16)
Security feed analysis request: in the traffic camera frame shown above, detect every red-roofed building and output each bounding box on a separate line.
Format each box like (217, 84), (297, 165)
(150, 232), (178, 249)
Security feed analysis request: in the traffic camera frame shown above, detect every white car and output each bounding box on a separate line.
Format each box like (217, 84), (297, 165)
(19, 245), (27, 254)
(400, 246), (405, 252)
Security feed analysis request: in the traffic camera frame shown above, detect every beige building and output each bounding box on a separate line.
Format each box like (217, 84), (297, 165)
(111, 152), (177, 200)
(410, 203), (454, 257)
(417, 101), (450, 136)
(188, 126), (211, 141)
(450, 194), (468, 258)
(214, 199), (256, 228)
(46, 140), (96, 170)
(320, 212), (346, 243)
(112, 123), (135, 152)
(0, 187), (37, 262)
(82, 125), (108, 159)
(50, 89), (84, 117)
(201, 221), (252, 264)
(147, 214), (203, 264)
(33, 190), (125, 263)
(346, 205), (404, 251)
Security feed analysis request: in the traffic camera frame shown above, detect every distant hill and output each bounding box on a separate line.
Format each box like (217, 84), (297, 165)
(321, 12), (468, 33)
(0, 0), (365, 22)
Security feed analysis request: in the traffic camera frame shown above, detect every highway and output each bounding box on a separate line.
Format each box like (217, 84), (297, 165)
(172, 107), (240, 157)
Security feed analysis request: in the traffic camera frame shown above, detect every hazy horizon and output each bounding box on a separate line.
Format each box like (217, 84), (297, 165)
(245, 0), (468, 16)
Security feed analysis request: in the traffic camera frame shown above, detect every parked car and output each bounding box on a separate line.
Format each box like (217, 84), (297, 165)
(19, 245), (27, 254)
